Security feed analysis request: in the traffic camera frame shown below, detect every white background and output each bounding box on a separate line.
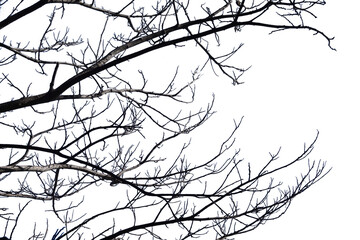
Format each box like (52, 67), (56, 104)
(229, 1), (360, 239)
(1, 0), (359, 239)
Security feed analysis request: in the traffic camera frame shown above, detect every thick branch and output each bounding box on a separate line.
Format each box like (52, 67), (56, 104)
(0, 20), (333, 114)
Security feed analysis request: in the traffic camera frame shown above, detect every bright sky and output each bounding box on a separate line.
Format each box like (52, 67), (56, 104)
(232, 1), (360, 239)
(1, 0), (359, 239)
